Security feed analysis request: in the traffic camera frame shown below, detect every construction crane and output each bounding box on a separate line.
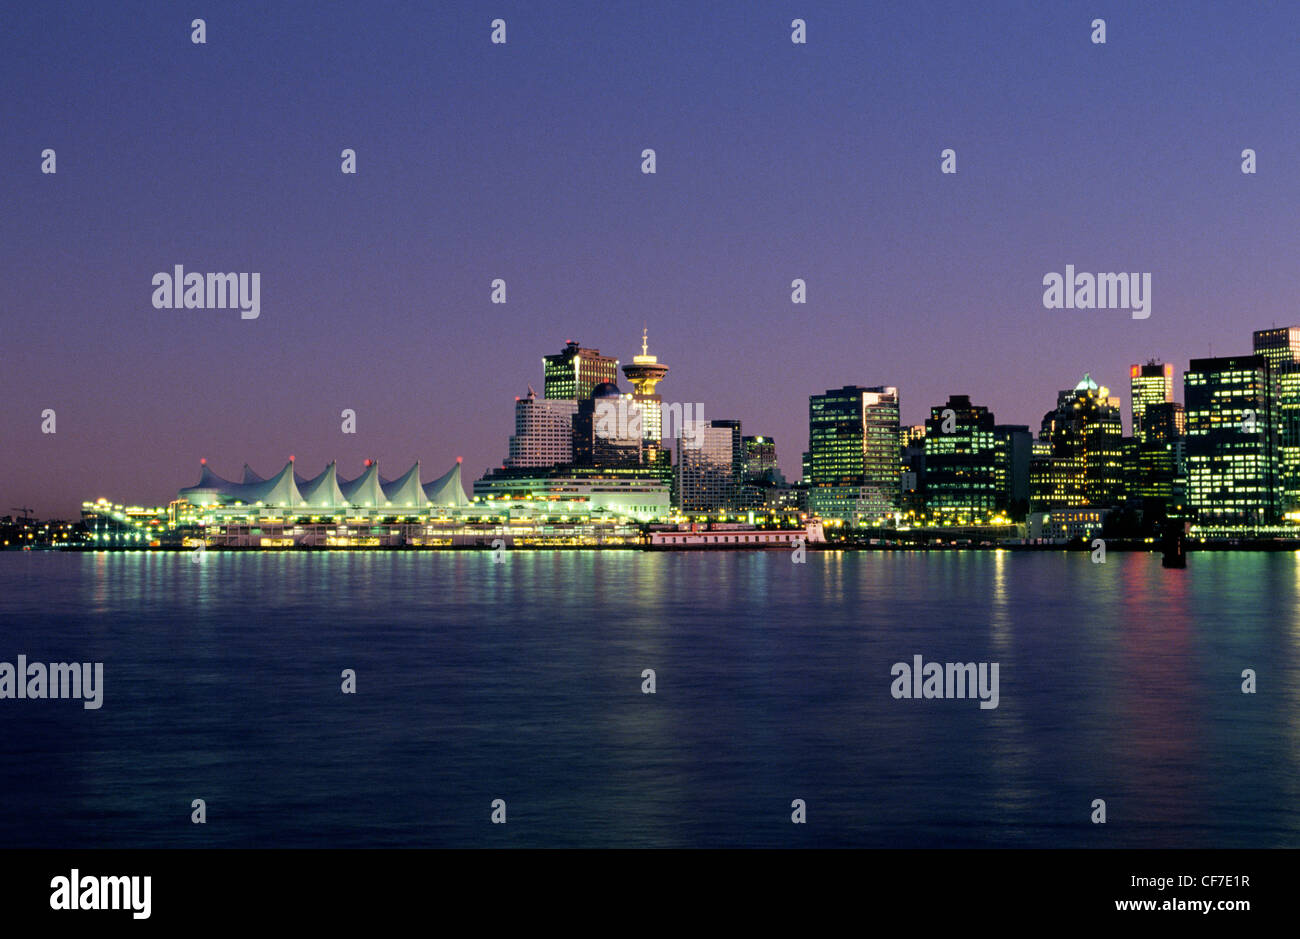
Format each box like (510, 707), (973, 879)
(10, 506), (36, 522)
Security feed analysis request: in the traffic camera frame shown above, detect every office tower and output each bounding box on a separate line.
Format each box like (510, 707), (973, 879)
(1184, 355), (1281, 526)
(712, 419), (745, 485)
(922, 395), (998, 523)
(1253, 327), (1300, 514)
(573, 382), (643, 469)
(736, 436), (789, 509)
(505, 390), (579, 468)
(1030, 374), (1124, 509)
(1130, 361), (1174, 442)
(677, 419), (742, 512)
(900, 426), (926, 516)
(543, 341), (619, 400)
(1251, 327), (1300, 373)
(993, 425), (1032, 519)
(742, 436), (777, 479)
(1133, 401), (1186, 511)
(808, 385), (900, 522)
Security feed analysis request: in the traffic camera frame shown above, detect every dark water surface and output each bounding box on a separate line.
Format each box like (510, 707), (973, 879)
(0, 550), (1296, 847)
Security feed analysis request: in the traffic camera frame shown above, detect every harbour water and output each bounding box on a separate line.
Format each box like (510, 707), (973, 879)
(0, 550), (1296, 848)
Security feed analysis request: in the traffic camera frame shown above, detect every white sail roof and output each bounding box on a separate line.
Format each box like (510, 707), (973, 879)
(381, 461), (429, 509)
(181, 459), (467, 511)
(423, 461), (471, 507)
(339, 462), (389, 509)
(298, 461), (349, 509)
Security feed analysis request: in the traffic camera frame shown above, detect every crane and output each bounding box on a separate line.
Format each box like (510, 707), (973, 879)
(10, 506), (35, 522)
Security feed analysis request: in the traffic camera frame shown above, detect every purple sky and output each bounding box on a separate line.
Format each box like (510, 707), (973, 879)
(3, 1), (1298, 516)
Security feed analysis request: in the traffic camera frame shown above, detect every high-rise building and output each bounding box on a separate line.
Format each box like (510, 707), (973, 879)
(808, 385), (900, 522)
(1133, 401), (1186, 513)
(922, 395), (998, 523)
(993, 424), (1032, 519)
(1251, 327), (1300, 373)
(1253, 327), (1300, 515)
(505, 390), (578, 468)
(573, 383), (643, 469)
(543, 341), (619, 401)
(1184, 355), (1281, 526)
(741, 436), (777, 480)
(900, 426), (926, 516)
(1030, 374), (1124, 509)
(677, 419), (742, 512)
(1130, 361), (1173, 442)
(736, 435), (789, 510)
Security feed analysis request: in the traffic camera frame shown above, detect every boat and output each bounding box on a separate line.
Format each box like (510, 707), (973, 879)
(646, 520), (825, 549)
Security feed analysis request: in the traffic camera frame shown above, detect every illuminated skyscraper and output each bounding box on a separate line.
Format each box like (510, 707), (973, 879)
(1030, 374), (1124, 509)
(544, 341), (619, 400)
(1253, 327), (1300, 513)
(742, 436), (777, 480)
(1130, 361), (1173, 442)
(922, 395), (998, 523)
(808, 385), (900, 522)
(1185, 355), (1281, 526)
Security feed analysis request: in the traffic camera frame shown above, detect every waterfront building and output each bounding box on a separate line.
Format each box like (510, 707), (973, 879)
(807, 385), (900, 522)
(1184, 355), (1281, 526)
(506, 390), (578, 468)
(677, 419), (742, 512)
(1253, 327), (1300, 515)
(1029, 374), (1124, 509)
(1025, 508), (1108, 543)
(922, 395), (999, 524)
(992, 424), (1032, 519)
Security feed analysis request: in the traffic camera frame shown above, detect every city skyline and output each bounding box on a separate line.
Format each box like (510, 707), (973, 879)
(4, 2), (1299, 516)
(3, 326), (1294, 519)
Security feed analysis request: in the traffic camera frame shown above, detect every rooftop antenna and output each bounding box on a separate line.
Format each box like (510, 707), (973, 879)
(641, 325), (649, 357)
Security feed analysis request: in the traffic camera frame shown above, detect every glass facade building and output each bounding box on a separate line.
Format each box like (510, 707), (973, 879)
(1253, 327), (1300, 514)
(1184, 355), (1281, 526)
(543, 341), (619, 401)
(808, 385), (900, 522)
(922, 395), (998, 523)
(677, 419), (743, 512)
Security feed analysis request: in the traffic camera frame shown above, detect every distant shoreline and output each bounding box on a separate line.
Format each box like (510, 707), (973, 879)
(21, 541), (1300, 554)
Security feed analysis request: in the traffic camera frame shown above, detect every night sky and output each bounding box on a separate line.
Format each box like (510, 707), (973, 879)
(3, 1), (1297, 516)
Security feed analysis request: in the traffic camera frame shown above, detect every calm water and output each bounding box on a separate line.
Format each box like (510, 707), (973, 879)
(0, 549), (1296, 848)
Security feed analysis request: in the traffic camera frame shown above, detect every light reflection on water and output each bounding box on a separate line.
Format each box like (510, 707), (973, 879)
(0, 550), (1295, 848)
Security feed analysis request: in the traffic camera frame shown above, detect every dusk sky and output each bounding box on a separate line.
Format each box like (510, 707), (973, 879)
(3, 0), (1298, 516)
